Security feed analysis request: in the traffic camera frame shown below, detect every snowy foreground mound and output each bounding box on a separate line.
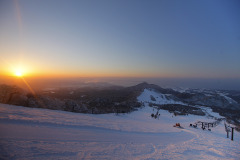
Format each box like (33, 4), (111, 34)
(0, 89), (240, 159)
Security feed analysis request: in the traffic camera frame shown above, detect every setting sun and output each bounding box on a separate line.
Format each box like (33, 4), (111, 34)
(15, 70), (23, 77)
(11, 65), (29, 77)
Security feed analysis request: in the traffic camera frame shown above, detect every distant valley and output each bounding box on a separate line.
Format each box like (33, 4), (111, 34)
(0, 82), (240, 130)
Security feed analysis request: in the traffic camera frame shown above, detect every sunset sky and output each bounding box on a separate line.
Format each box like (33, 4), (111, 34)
(0, 0), (240, 80)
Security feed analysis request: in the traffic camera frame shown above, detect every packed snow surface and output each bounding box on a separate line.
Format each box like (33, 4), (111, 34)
(0, 89), (240, 159)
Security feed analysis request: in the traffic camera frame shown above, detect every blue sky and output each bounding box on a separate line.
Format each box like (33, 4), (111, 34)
(0, 0), (240, 81)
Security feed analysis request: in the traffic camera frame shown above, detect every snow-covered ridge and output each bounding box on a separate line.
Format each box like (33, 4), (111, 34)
(170, 87), (239, 110)
(138, 89), (184, 105)
(217, 92), (238, 104)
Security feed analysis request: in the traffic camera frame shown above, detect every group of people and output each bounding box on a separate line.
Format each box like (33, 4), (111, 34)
(174, 123), (181, 127)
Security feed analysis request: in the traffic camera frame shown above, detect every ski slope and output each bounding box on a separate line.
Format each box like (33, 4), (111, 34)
(0, 89), (239, 159)
(138, 89), (184, 105)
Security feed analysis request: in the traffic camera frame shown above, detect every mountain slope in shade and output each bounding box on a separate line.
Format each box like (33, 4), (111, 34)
(0, 82), (240, 127)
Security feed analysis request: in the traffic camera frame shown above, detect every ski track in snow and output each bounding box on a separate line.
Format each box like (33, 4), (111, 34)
(0, 89), (240, 159)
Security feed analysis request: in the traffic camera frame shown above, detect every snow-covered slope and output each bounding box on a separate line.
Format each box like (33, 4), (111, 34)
(1, 103), (239, 159)
(0, 92), (240, 160)
(138, 89), (184, 105)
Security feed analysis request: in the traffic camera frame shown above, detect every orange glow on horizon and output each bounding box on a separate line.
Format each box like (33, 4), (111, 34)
(1, 60), (233, 79)
(1, 69), (196, 79)
(12, 66), (26, 77)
